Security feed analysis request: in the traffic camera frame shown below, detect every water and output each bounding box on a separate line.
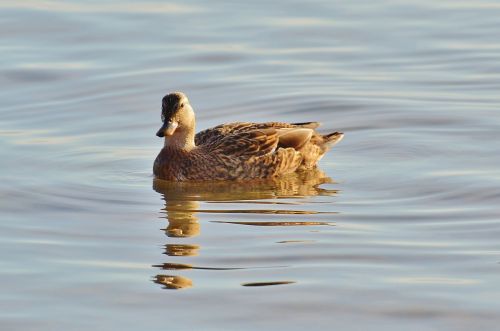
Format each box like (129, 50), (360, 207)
(1, 1), (500, 330)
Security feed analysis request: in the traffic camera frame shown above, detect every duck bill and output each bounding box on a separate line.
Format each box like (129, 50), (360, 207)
(156, 121), (178, 137)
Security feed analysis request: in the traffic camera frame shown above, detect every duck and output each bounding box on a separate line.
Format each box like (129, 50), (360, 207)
(153, 92), (343, 181)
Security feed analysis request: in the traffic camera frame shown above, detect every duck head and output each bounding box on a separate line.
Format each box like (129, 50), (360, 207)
(156, 92), (196, 149)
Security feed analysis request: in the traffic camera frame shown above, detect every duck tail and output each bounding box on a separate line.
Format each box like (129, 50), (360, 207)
(323, 132), (344, 148)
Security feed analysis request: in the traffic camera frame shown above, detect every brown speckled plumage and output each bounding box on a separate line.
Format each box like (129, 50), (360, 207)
(153, 92), (343, 181)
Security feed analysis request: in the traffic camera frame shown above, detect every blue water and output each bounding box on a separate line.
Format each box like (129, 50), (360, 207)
(1, 1), (500, 330)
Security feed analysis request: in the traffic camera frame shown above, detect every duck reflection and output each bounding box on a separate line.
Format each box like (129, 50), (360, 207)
(164, 244), (200, 257)
(154, 275), (193, 290)
(152, 169), (337, 290)
(162, 200), (201, 237)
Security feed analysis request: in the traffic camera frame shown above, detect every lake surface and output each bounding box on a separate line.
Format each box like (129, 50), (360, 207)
(1, 1), (500, 330)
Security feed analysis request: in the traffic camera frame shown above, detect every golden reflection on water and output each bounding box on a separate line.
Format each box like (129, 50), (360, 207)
(154, 275), (193, 290)
(153, 263), (248, 271)
(162, 200), (201, 238)
(152, 169), (336, 290)
(164, 244), (200, 256)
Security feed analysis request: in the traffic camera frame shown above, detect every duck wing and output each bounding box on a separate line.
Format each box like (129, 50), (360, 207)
(195, 121), (320, 146)
(202, 129), (279, 158)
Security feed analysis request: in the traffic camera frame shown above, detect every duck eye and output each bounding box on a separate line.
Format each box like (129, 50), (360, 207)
(180, 103), (184, 108)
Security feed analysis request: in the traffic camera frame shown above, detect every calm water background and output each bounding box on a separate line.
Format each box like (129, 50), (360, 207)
(1, 1), (500, 330)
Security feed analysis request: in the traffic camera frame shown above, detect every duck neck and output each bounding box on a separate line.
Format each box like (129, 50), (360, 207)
(164, 127), (196, 151)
